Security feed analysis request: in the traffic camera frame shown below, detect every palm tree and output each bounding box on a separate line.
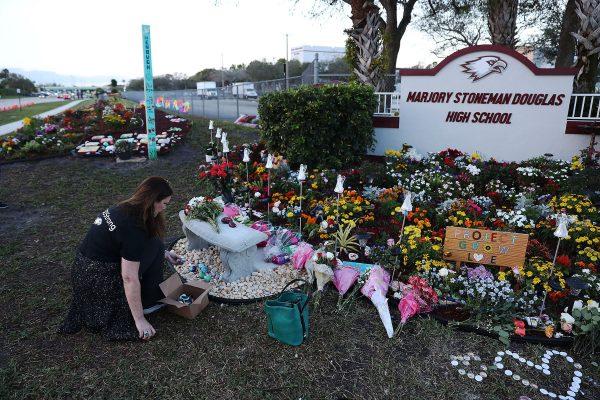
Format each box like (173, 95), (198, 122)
(487, 0), (519, 48)
(347, 1), (385, 90)
(572, 0), (600, 93)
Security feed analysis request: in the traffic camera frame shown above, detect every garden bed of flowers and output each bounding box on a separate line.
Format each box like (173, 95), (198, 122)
(0, 100), (191, 162)
(175, 123), (599, 352)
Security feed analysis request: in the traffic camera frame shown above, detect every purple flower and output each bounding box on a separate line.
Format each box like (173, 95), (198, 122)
(467, 265), (493, 281)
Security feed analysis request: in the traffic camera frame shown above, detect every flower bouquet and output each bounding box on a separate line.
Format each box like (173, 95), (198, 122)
(184, 196), (223, 232)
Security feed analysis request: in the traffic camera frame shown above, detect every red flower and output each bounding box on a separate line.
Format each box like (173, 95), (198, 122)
(548, 290), (568, 302)
(556, 255), (571, 268)
(443, 157), (455, 168)
(514, 319), (526, 337)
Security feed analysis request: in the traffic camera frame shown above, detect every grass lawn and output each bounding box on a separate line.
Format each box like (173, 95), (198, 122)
(0, 101), (72, 125)
(0, 116), (598, 399)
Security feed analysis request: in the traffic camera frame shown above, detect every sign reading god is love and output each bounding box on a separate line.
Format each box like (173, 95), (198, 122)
(443, 226), (529, 268)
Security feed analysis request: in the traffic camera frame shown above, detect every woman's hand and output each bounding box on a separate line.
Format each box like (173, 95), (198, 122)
(135, 318), (156, 340)
(165, 250), (184, 265)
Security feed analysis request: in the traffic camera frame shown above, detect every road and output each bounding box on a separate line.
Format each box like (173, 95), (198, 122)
(0, 96), (67, 108)
(123, 92), (259, 121)
(0, 100), (86, 136)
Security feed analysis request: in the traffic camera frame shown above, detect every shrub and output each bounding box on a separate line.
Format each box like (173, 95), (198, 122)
(258, 83), (376, 169)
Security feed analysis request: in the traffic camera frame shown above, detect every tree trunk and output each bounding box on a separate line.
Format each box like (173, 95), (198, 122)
(556, 0), (579, 67)
(574, 51), (599, 92)
(488, 0), (519, 48)
(572, 0), (600, 93)
(349, 7), (385, 90)
(380, 0), (417, 89)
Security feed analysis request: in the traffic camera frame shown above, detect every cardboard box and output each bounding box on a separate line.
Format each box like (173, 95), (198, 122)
(159, 274), (212, 319)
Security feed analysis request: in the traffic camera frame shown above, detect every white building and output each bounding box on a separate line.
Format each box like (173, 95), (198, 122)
(291, 45), (345, 63)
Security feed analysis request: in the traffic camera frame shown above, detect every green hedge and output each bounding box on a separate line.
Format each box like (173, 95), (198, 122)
(258, 83), (376, 169)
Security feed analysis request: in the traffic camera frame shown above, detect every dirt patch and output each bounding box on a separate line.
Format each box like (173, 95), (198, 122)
(0, 205), (51, 239)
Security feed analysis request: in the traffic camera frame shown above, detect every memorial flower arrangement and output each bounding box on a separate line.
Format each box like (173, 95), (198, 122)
(184, 196), (224, 232)
(0, 99), (190, 161)
(189, 133), (598, 348)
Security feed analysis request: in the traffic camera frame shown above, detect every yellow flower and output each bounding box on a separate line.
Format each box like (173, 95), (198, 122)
(498, 272), (506, 281)
(533, 277), (541, 285)
(23, 117), (32, 126)
(287, 212), (294, 218)
(526, 271), (533, 277)
(394, 206), (401, 213)
(432, 245), (440, 251)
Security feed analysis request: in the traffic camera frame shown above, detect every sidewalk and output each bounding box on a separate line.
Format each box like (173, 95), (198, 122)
(0, 100), (86, 137)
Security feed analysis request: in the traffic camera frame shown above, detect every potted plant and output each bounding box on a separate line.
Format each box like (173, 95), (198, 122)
(115, 140), (134, 160)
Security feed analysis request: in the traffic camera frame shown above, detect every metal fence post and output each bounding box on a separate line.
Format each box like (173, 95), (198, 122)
(313, 53), (319, 84)
(190, 90), (194, 116)
(217, 88), (220, 120)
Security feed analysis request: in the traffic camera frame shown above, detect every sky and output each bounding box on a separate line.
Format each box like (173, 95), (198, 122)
(0, 0), (437, 84)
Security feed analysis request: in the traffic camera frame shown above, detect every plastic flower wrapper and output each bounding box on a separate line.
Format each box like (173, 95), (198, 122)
(314, 263), (334, 291)
(215, 127), (222, 138)
(396, 276), (439, 326)
(359, 266), (394, 337)
(220, 131), (228, 144)
(250, 220), (273, 247)
(372, 289), (394, 338)
(292, 242), (314, 270)
(222, 139), (230, 153)
(209, 120), (214, 130)
(333, 266), (360, 296)
(223, 204), (241, 217)
(305, 259), (316, 284)
(360, 266), (390, 299)
(264, 228), (301, 259)
(243, 147), (251, 163)
(399, 292), (420, 324)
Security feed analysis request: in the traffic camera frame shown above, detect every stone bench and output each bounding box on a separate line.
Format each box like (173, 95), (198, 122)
(179, 210), (274, 282)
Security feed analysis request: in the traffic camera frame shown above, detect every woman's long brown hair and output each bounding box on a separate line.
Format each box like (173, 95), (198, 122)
(118, 176), (173, 238)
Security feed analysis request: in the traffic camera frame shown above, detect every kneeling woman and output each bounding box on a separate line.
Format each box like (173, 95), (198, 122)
(60, 176), (183, 341)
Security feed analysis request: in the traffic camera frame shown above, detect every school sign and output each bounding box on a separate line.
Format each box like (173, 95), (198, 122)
(373, 45), (590, 161)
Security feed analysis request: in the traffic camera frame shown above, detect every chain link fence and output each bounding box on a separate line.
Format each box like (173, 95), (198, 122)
(122, 60), (400, 121)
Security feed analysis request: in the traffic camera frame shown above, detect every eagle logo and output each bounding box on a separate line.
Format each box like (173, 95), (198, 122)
(461, 56), (508, 82)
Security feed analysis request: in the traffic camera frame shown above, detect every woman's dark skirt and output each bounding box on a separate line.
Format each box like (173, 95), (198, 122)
(59, 252), (139, 341)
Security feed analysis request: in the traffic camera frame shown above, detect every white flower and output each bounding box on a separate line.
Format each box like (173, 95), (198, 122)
(572, 300), (584, 310)
(438, 268), (449, 277)
(465, 164), (480, 175)
(560, 312), (575, 324)
(587, 300), (599, 310)
(320, 220), (328, 230)
(326, 252), (334, 260)
(254, 192), (261, 198)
